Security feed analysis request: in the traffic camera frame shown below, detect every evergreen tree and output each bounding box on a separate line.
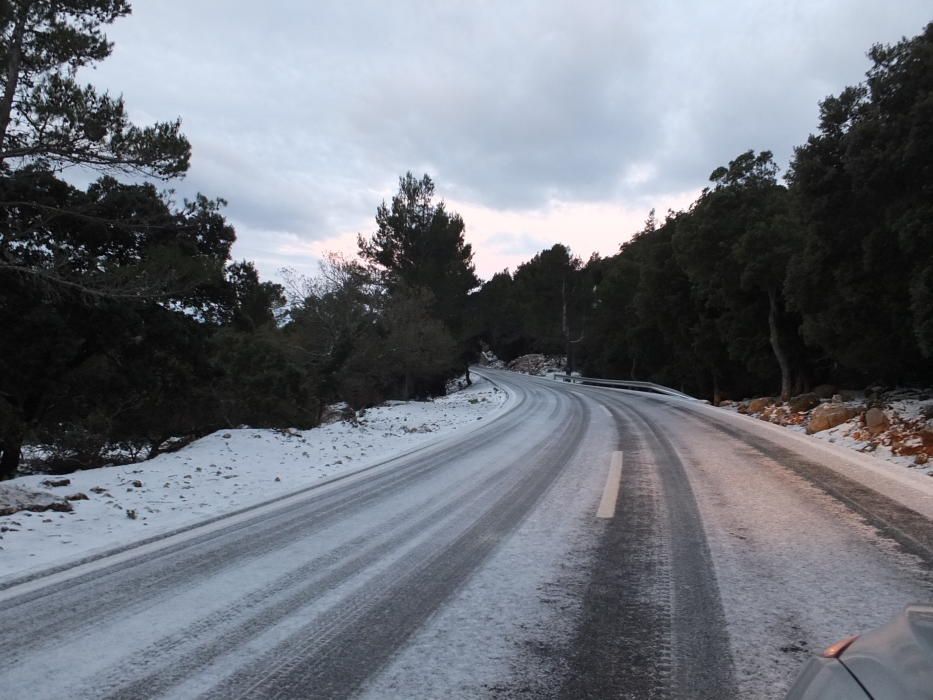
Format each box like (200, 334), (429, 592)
(673, 150), (804, 399)
(0, 177), (238, 476)
(472, 270), (527, 360)
(358, 172), (478, 378)
(787, 22), (933, 384)
(0, 1), (213, 477)
(511, 244), (589, 359)
(0, 0), (189, 177)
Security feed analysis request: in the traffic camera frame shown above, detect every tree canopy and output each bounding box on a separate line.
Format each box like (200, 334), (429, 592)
(473, 21), (933, 400)
(3, 13), (932, 480)
(0, 0), (189, 177)
(358, 172), (478, 381)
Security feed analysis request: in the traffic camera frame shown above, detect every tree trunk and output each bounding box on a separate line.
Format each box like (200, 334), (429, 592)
(147, 438), (164, 460)
(562, 279), (571, 375)
(768, 288), (793, 401)
(560, 277), (585, 376)
(0, 5), (30, 160)
(464, 365), (472, 386)
(0, 429), (25, 480)
(793, 370), (809, 397)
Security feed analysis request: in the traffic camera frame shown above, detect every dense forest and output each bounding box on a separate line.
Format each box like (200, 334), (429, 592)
(1, 2), (931, 478)
(0, 1), (476, 478)
(477, 22), (933, 404)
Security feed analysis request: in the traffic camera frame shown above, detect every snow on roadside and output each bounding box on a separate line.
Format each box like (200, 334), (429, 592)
(0, 376), (508, 581)
(722, 392), (933, 476)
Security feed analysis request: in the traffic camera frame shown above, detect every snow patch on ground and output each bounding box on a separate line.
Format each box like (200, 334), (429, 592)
(0, 376), (508, 581)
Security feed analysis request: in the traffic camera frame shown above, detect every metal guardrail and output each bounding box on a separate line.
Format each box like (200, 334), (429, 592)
(553, 374), (699, 401)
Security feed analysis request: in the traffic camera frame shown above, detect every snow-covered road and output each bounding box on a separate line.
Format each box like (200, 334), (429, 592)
(1, 370), (931, 698)
(0, 377), (509, 581)
(559, 384), (933, 698)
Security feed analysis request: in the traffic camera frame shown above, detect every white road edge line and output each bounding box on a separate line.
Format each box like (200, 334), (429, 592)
(597, 451), (623, 519)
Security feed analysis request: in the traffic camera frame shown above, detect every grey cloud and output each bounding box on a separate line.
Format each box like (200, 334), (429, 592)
(229, 228), (322, 280)
(85, 0), (933, 275)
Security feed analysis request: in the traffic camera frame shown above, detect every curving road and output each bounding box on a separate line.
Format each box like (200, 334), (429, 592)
(1, 369), (931, 698)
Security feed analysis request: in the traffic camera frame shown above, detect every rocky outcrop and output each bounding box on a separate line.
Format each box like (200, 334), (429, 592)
(479, 349), (505, 369)
(0, 485), (73, 516)
(725, 387), (933, 470)
(506, 354), (565, 375)
(864, 407), (889, 435)
(788, 393), (820, 413)
(747, 397), (776, 413)
(806, 404), (859, 434)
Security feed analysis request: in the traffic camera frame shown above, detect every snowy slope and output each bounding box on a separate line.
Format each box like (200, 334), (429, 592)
(0, 377), (509, 581)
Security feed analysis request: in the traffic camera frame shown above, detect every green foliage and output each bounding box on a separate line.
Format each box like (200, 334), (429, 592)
(0, 1), (240, 478)
(673, 150), (806, 398)
(512, 244), (583, 355)
(285, 254), (458, 410)
(787, 21), (933, 382)
(209, 326), (320, 430)
(379, 287), (458, 399)
(0, 172), (253, 473)
(4, 14), (933, 479)
(0, 15), (475, 478)
(472, 270), (526, 359)
(474, 244), (596, 370)
(0, 0), (190, 176)
(475, 23), (933, 399)
(284, 254), (379, 407)
(358, 172), (479, 369)
(221, 260), (285, 331)
(582, 212), (721, 395)
(359, 172), (478, 306)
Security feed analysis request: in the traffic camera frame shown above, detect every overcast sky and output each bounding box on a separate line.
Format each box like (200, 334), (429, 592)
(86, 1), (931, 281)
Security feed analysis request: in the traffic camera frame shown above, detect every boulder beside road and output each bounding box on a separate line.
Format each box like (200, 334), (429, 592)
(0, 485), (73, 516)
(747, 397), (776, 413)
(788, 393), (820, 413)
(806, 404), (859, 434)
(864, 407), (889, 435)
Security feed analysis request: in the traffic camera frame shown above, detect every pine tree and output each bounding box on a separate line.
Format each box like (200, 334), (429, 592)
(1, 0), (189, 176)
(358, 172), (478, 378)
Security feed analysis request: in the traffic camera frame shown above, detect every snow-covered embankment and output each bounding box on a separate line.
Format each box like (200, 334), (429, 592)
(0, 376), (509, 581)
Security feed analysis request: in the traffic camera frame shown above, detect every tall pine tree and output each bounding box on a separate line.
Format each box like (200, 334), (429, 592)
(358, 172), (478, 380)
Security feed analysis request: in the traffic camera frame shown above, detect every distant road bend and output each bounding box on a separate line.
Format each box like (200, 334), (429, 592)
(1, 369), (931, 698)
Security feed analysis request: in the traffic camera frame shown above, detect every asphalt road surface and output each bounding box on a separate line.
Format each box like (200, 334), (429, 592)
(1, 370), (931, 698)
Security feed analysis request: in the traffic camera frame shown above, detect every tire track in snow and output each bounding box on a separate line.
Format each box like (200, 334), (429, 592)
(192, 392), (591, 699)
(93, 426), (552, 699)
(558, 393), (737, 699)
(0, 384), (538, 664)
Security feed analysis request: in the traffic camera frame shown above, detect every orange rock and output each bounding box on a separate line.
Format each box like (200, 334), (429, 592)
(807, 404), (858, 434)
(864, 407), (889, 435)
